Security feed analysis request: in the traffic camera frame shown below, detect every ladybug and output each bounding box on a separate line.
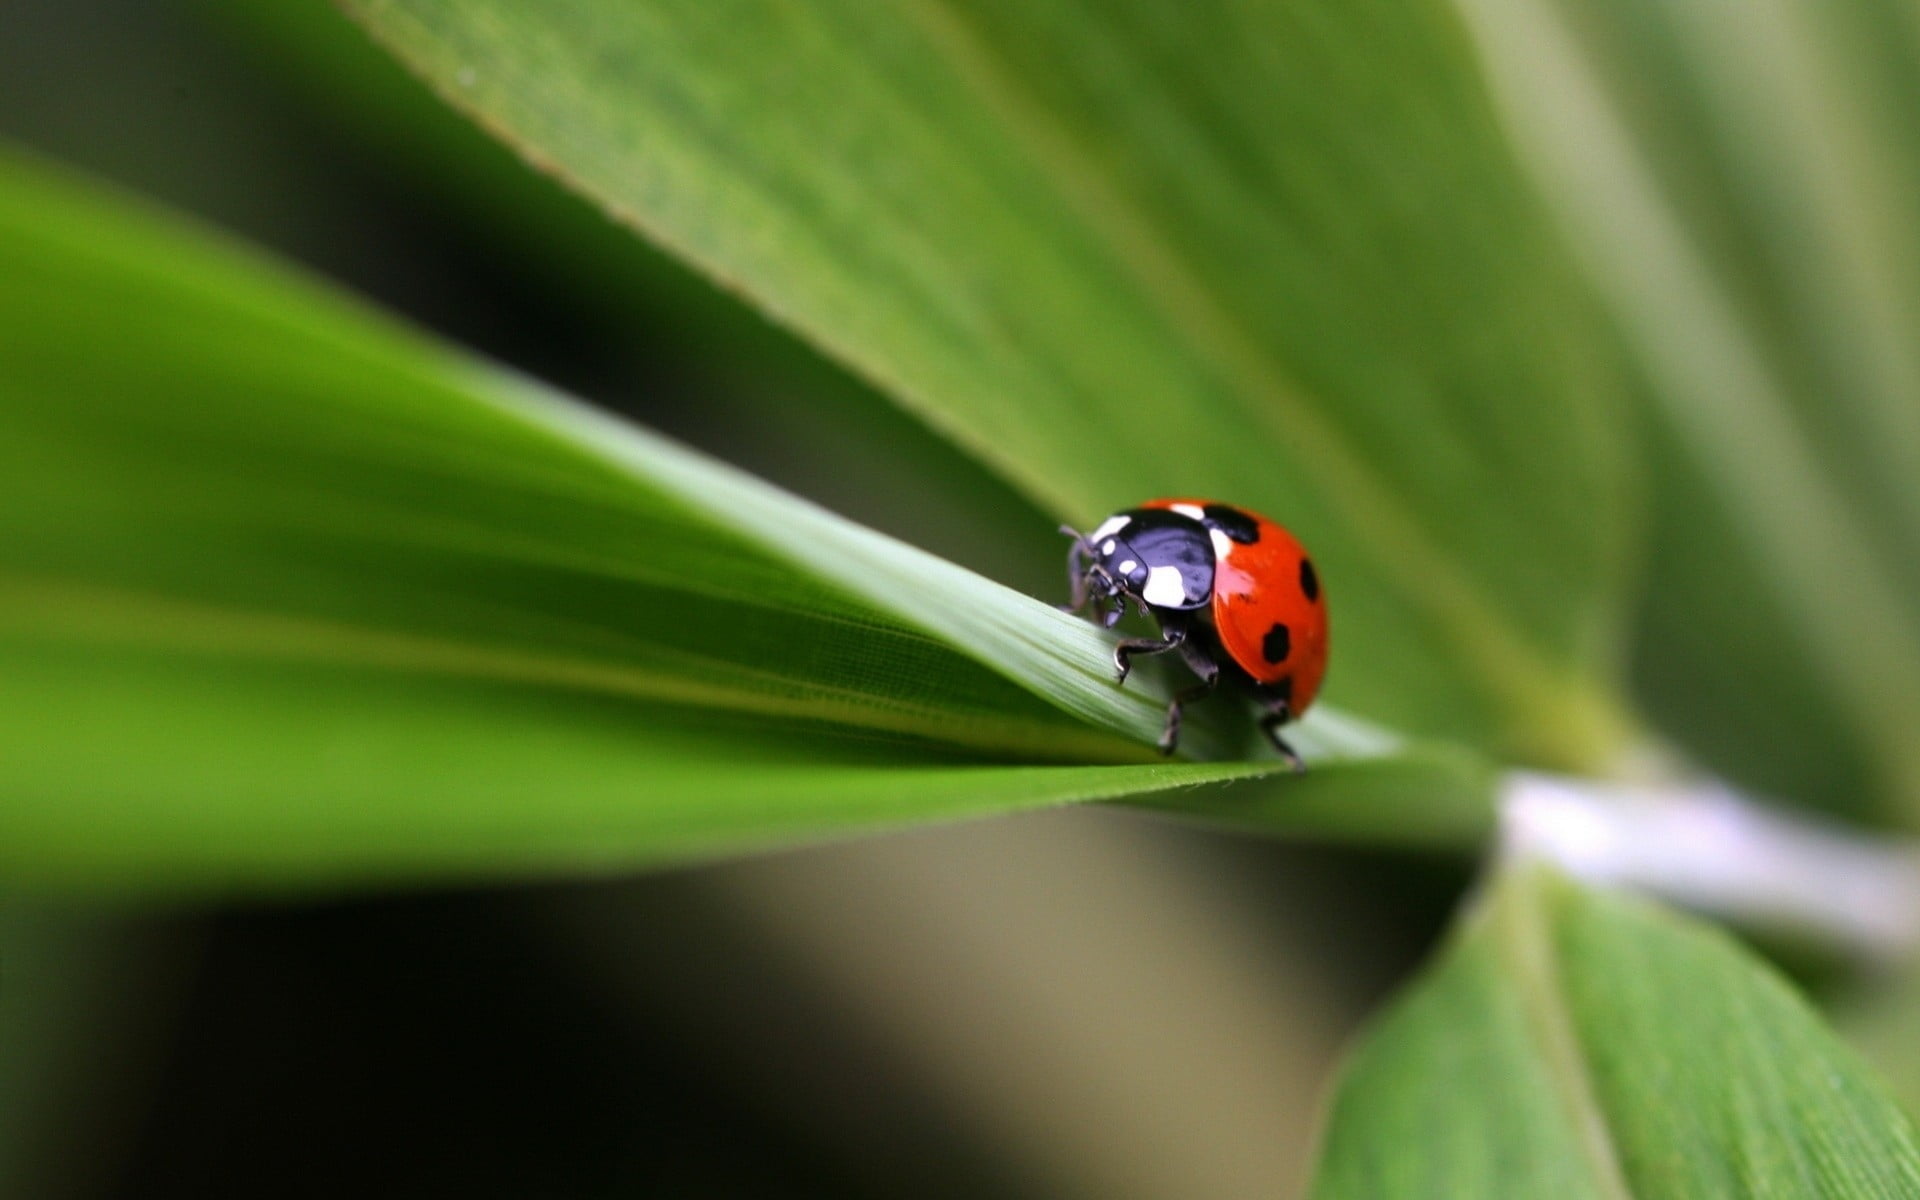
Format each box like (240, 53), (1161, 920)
(1062, 499), (1328, 768)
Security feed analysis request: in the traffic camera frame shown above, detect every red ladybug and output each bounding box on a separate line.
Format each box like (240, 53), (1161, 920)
(1062, 499), (1328, 767)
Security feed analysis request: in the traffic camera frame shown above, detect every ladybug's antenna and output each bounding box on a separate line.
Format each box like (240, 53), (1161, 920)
(1060, 525), (1094, 614)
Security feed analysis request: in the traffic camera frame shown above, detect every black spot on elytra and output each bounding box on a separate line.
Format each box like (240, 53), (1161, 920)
(1299, 557), (1320, 602)
(1201, 505), (1259, 544)
(1262, 622), (1292, 664)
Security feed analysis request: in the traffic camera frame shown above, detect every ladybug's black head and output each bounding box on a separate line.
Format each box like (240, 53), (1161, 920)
(1065, 508), (1215, 626)
(1069, 543), (1142, 628)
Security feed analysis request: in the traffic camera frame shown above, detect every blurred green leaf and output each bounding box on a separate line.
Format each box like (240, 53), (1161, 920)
(340, 0), (1649, 771)
(1836, 958), (1920, 1123)
(1450, 0), (1920, 819)
(1631, 417), (1887, 820)
(319, 0), (1091, 593)
(202, 1), (1073, 594)
(1313, 864), (1920, 1198)
(0, 149), (1475, 892)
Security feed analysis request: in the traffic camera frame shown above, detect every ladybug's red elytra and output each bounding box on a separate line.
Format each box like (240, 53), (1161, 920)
(1062, 499), (1328, 768)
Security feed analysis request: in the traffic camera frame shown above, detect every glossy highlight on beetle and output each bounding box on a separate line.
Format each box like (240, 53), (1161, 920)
(1062, 499), (1328, 768)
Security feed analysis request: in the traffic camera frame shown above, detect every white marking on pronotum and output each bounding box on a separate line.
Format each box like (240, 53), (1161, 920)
(1101, 539), (1117, 555)
(1170, 502), (1205, 520)
(1090, 515), (1131, 542)
(1207, 528), (1234, 559)
(1142, 566), (1188, 607)
(1117, 559), (1138, 574)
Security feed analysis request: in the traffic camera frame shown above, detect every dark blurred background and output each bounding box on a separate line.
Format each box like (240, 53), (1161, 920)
(0, 3), (1464, 1196)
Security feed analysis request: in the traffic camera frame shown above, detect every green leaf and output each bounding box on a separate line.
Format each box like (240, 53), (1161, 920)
(1837, 957), (1920, 1125)
(340, 0), (1648, 770)
(1449, 0), (1920, 818)
(207, 0), (1065, 594)
(0, 147), (1379, 893)
(1, 643), (1279, 894)
(1312, 865), (1920, 1198)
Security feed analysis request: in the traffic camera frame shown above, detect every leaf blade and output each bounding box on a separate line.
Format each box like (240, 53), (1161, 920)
(0, 147), (1453, 892)
(340, 0), (1646, 768)
(1448, 0), (1920, 818)
(1312, 866), (1920, 1198)
(0, 640), (1274, 894)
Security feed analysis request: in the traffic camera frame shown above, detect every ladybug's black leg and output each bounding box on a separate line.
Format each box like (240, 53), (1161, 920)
(1112, 617), (1187, 684)
(1257, 696), (1307, 774)
(1156, 638), (1221, 756)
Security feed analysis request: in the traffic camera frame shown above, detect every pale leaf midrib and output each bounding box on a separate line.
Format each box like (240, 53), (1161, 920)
(1495, 871), (1637, 1200)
